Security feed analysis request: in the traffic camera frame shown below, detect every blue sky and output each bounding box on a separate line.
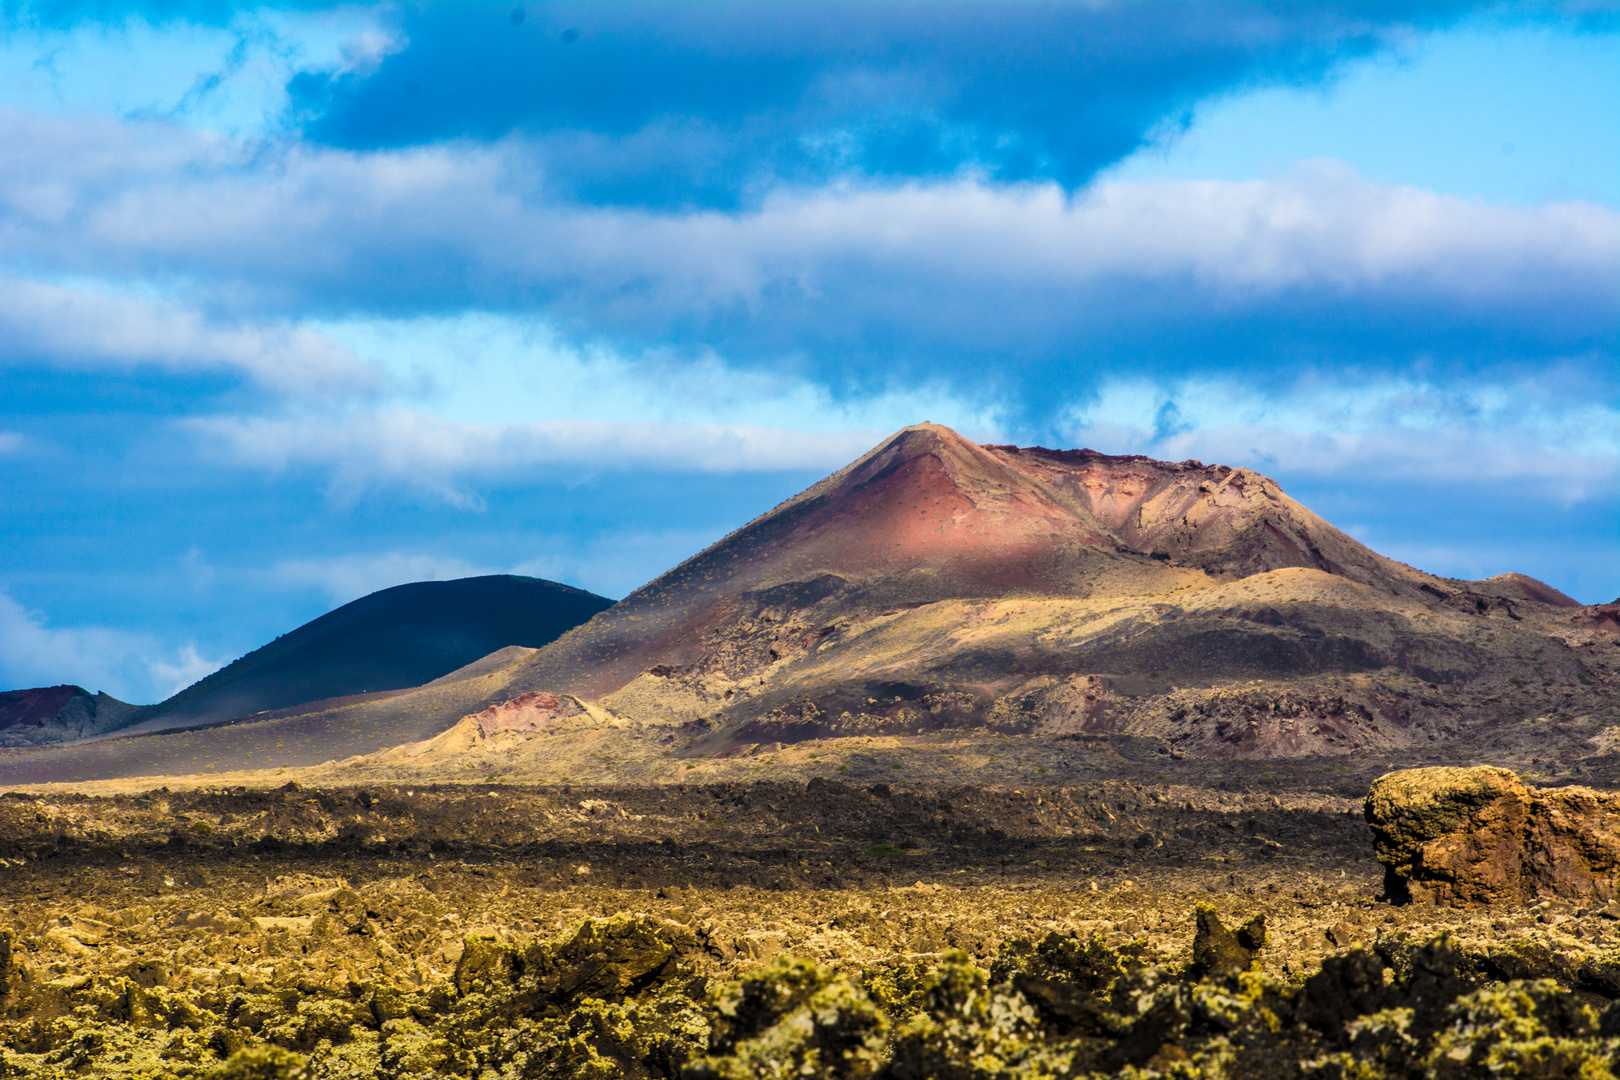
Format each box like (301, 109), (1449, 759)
(1, 1), (1616, 703)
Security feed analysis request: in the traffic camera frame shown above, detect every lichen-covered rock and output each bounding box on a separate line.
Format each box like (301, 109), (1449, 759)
(1295, 947), (1395, 1039)
(688, 956), (889, 1079)
(1365, 766), (1620, 906)
(881, 952), (1043, 1080)
(409, 915), (711, 1079)
(206, 1045), (313, 1079)
(454, 912), (703, 1023)
(860, 957), (946, 1021)
(990, 928), (1146, 999)
(987, 929), (1146, 1037)
(525, 913), (700, 1007)
(17, 903), (1620, 1078)
(1421, 980), (1610, 1080)
(1189, 904), (1266, 979)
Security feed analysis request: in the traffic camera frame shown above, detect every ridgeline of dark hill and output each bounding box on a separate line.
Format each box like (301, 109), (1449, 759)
(144, 575), (613, 728)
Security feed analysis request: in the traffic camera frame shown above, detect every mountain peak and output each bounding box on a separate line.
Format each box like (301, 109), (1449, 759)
(506, 423), (1446, 699)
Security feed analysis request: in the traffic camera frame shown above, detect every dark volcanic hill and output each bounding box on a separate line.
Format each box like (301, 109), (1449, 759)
(0, 686), (138, 747)
(140, 575), (612, 730)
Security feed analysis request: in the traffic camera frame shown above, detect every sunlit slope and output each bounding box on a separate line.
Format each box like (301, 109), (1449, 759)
(631, 565), (1592, 758)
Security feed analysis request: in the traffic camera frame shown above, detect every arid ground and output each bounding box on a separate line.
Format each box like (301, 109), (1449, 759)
(6, 769), (1620, 1077)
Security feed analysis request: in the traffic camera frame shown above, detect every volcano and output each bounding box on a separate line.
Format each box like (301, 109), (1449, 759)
(313, 421), (1601, 767)
(2, 425), (1609, 785)
(496, 423), (1575, 707)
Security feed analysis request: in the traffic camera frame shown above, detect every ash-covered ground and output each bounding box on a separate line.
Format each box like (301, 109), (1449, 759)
(4, 778), (1620, 1077)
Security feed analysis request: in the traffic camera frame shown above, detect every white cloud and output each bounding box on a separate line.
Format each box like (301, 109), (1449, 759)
(651, 161), (1618, 302)
(173, 361), (1620, 513)
(0, 591), (229, 704)
(147, 644), (228, 699)
(0, 107), (1612, 332)
(311, 311), (993, 432)
(0, 432), (22, 455)
(1068, 373), (1620, 501)
(185, 412), (889, 504)
(0, 7), (399, 134)
(0, 274), (378, 394)
(1167, 425), (1617, 498)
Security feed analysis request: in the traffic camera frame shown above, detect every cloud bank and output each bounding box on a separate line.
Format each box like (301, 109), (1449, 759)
(293, 0), (1500, 208)
(1070, 373), (1620, 491)
(1, 106), (1612, 412)
(187, 413), (886, 503)
(0, 274), (375, 393)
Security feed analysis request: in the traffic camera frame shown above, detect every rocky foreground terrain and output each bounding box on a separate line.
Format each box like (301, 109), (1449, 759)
(5, 772), (1620, 1078)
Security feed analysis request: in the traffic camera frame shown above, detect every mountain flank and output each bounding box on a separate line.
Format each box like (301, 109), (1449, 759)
(468, 423), (1607, 765)
(495, 423), (1578, 702)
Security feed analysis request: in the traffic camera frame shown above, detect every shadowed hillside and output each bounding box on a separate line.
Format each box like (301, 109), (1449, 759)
(140, 575), (613, 729)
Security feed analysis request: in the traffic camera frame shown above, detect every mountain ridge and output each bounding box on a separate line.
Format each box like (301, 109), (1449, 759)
(498, 423), (1557, 705)
(1, 423), (1609, 785)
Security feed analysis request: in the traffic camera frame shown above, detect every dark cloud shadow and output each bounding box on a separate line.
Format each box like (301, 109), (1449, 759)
(292, 0), (1494, 209)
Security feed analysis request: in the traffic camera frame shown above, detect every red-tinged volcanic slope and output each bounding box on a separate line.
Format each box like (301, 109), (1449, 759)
(994, 443), (1418, 588)
(502, 423), (1493, 704)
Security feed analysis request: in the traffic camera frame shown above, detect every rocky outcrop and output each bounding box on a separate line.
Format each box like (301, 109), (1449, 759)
(374, 690), (588, 762)
(1364, 766), (1620, 906)
(0, 685), (138, 747)
(1568, 601), (1620, 635)
(1188, 905), (1266, 978)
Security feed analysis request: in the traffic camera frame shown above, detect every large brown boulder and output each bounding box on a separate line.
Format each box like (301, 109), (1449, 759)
(1364, 766), (1620, 905)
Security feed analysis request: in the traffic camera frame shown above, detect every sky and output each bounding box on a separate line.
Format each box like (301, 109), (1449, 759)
(1, 1), (1616, 704)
